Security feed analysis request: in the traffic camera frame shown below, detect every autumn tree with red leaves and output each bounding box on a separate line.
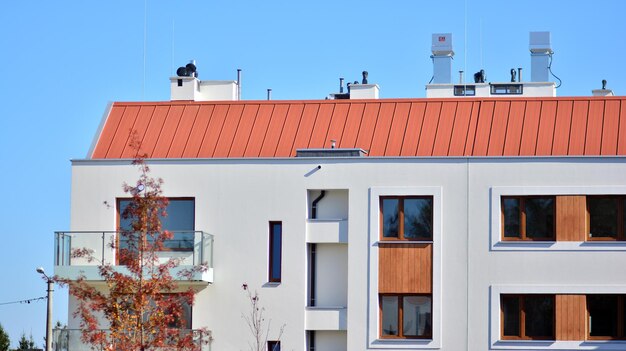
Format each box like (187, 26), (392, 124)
(56, 140), (210, 351)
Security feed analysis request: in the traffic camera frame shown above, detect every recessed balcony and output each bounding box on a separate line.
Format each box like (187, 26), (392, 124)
(54, 231), (214, 283)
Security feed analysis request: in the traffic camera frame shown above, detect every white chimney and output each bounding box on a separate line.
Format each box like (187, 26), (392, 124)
(592, 80), (614, 96)
(170, 77), (238, 101)
(431, 33), (454, 84)
(529, 31), (552, 82)
(349, 84), (380, 99)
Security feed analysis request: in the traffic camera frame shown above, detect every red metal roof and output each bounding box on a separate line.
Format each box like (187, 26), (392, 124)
(91, 97), (626, 159)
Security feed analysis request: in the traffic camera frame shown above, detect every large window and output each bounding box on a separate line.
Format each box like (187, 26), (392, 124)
(381, 197), (433, 240)
(587, 295), (626, 339)
(502, 196), (555, 240)
(588, 196), (626, 240)
(380, 294), (432, 339)
(501, 295), (554, 340)
(118, 198), (195, 251)
(269, 222), (282, 283)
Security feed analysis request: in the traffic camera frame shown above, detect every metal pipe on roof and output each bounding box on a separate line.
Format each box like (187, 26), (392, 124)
(339, 78), (344, 93)
(267, 89), (272, 100)
(518, 68), (522, 82)
(237, 69), (242, 100)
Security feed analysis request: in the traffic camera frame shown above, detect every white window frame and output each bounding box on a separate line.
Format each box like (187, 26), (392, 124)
(368, 186), (442, 349)
(490, 186), (626, 251)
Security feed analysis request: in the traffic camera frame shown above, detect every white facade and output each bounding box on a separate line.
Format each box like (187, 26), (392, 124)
(58, 155), (626, 351)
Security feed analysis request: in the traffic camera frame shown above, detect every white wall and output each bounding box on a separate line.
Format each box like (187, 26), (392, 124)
(66, 156), (626, 351)
(315, 244), (348, 307)
(316, 331), (347, 351)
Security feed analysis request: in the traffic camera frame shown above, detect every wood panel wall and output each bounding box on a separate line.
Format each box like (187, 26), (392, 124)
(555, 294), (586, 340)
(556, 196), (587, 241)
(378, 243), (432, 293)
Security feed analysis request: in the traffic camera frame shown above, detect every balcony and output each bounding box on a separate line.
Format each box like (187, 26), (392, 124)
(52, 328), (211, 351)
(306, 219), (348, 243)
(305, 307), (347, 331)
(54, 231), (214, 283)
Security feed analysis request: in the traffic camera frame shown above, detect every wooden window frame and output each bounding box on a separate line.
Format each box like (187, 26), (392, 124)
(380, 196), (433, 241)
(500, 294), (555, 340)
(268, 221), (282, 283)
(587, 195), (625, 241)
(501, 196), (555, 241)
(586, 294), (626, 340)
(379, 293), (432, 339)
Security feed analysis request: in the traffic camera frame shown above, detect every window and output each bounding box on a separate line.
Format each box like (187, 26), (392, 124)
(501, 295), (554, 340)
(118, 198), (195, 251)
(269, 222), (282, 282)
(454, 85), (476, 96)
(502, 196), (555, 240)
(381, 197), (433, 240)
(490, 83), (523, 95)
(587, 295), (626, 339)
(380, 294), (432, 338)
(588, 196), (626, 240)
(267, 340), (281, 351)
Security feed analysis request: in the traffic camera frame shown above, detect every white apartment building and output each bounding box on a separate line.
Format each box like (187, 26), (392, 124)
(54, 33), (626, 351)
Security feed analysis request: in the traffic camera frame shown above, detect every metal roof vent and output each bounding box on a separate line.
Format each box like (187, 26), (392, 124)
(296, 148), (368, 157)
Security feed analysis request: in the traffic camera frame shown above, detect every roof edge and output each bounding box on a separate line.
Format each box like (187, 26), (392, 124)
(86, 101), (114, 159)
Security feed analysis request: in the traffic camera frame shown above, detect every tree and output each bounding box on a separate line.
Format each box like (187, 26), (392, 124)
(0, 324), (9, 351)
(241, 283), (284, 351)
(56, 138), (210, 351)
(16, 333), (35, 350)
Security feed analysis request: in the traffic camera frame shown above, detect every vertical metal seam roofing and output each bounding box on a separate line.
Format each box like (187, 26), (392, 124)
(90, 97), (626, 159)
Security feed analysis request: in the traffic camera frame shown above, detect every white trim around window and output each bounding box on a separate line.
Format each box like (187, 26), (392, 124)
(490, 285), (626, 350)
(368, 186), (442, 349)
(490, 186), (626, 251)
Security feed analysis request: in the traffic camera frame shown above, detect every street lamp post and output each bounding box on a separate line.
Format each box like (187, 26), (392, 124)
(37, 267), (53, 351)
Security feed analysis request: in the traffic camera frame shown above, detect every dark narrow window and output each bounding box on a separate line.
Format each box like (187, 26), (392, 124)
(501, 196), (554, 240)
(267, 340), (280, 351)
(501, 294), (554, 340)
(269, 222), (282, 282)
(588, 196), (624, 240)
(307, 330), (315, 351)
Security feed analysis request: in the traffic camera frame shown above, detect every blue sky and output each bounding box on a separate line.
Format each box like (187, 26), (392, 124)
(1, 0), (625, 347)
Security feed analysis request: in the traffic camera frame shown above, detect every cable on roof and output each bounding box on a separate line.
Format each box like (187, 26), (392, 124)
(548, 53), (562, 88)
(0, 296), (47, 306)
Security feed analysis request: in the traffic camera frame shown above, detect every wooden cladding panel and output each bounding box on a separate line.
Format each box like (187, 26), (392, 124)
(556, 295), (586, 341)
(379, 243), (432, 294)
(556, 196), (587, 241)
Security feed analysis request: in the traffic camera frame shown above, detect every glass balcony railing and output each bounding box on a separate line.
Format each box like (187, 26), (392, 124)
(54, 231), (213, 281)
(52, 328), (212, 351)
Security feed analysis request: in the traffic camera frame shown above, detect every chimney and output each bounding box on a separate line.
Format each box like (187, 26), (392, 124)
(529, 31), (552, 82)
(431, 33), (454, 84)
(170, 63), (238, 101)
(592, 79), (614, 96)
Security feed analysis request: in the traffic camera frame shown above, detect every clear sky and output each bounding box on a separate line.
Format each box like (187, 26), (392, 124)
(1, 0), (625, 347)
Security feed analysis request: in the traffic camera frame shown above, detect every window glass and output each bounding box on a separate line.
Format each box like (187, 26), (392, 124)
(589, 198), (618, 238)
(267, 341), (280, 351)
(403, 296), (432, 337)
(382, 199), (399, 238)
(501, 295), (520, 337)
(269, 222), (282, 282)
(525, 198), (554, 239)
(119, 198), (195, 251)
(404, 198), (433, 240)
(381, 296), (398, 336)
(588, 295), (618, 337)
(502, 198), (520, 238)
(524, 296), (554, 338)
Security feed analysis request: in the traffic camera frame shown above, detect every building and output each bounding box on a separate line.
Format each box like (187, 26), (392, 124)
(54, 33), (626, 351)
